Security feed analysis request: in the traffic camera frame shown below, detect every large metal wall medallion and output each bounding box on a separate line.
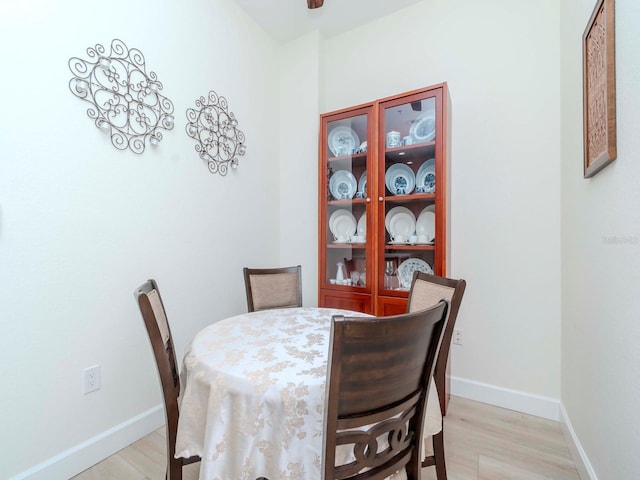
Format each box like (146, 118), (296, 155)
(68, 39), (175, 154)
(186, 91), (246, 176)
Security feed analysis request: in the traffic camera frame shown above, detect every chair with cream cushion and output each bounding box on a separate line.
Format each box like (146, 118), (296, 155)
(134, 279), (201, 480)
(406, 271), (467, 480)
(243, 265), (302, 312)
(325, 301), (449, 480)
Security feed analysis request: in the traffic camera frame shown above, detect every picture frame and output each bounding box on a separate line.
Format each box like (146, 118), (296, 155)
(583, 0), (616, 178)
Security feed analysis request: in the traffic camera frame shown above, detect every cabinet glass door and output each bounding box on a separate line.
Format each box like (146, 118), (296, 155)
(322, 112), (370, 293)
(379, 93), (440, 297)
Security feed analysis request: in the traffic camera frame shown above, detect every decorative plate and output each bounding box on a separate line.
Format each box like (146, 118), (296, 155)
(389, 212), (416, 238)
(357, 213), (366, 235)
(385, 163), (416, 195)
(329, 170), (357, 200)
(416, 159), (436, 193)
(329, 209), (353, 235)
(416, 207), (435, 242)
(329, 209), (356, 239)
(397, 258), (434, 289)
(328, 126), (360, 157)
(358, 171), (367, 195)
(409, 111), (436, 144)
(385, 206), (414, 234)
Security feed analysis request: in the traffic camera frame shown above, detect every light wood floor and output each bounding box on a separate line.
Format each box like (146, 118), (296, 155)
(72, 396), (580, 480)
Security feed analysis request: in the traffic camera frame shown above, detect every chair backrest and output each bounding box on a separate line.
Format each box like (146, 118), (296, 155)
(324, 300), (449, 480)
(243, 265), (302, 312)
(134, 279), (181, 470)
(406, 271), (466, 414)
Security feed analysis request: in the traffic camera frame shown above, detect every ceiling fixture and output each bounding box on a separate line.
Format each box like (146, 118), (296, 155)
(307, 0), (324, 8)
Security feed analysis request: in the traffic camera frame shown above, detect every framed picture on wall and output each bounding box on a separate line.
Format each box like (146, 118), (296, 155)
(583, 0), (616, 178)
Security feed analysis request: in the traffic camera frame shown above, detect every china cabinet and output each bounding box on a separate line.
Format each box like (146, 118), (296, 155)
(318, 83), (450, 315)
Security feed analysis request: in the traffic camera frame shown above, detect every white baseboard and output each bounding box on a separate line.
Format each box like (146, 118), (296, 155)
(450, 375), (561, 421)
(559, 402), (598, 480)
(11, 405), (164, 480)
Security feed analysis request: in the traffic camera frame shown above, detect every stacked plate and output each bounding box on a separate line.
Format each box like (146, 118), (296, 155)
(329, 170), (357, 200)
(385, 206), (416, 244)
(358, 171), (367, 196)
(329, 209), (357, 242)
(357, 213), (366, 235)
(409, 110), (436, 144)
(416, 159), (436, 193)
(416, 205), (435, 243)
(385, 163), (415, 195)
(328, 126), (360, 157)
(397, 258), (434, 289)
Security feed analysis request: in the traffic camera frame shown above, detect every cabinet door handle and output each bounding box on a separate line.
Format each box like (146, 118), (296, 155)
(366, 197), (371, 203)
(378, 196), (383, 202)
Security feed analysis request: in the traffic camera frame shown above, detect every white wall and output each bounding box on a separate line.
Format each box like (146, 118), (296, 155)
(560, 0), (640, 477)
(0, 0), (280, 477)
(317, 0), (562, 406)
(278, 31), (322, 306)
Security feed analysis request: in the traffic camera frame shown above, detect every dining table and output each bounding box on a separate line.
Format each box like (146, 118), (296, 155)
(175, 306), (442, 480)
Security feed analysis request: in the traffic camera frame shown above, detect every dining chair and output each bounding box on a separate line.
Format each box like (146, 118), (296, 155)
(243, 265), (302, 312)
(325, 300), (449, 480)
(406, 271), (467, 480)
(134, 279), (201, 480)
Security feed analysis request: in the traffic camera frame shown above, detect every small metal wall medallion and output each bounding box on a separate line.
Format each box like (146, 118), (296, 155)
(186, 91), (246, 176)
(68, 39), (175, 154)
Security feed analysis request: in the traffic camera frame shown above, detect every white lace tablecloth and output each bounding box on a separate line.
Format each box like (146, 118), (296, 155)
(175, 307), (442, 480)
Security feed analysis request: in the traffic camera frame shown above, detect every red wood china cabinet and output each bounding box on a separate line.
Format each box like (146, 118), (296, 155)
(318, 83), (451, 315)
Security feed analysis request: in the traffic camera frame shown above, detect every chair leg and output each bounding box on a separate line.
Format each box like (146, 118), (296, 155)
(167, 459), (183, 480)
(433, 431), (447, 480)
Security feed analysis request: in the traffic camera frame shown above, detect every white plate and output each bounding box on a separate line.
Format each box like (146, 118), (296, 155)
(389, 212), (416, 237)
(358, 171), (367, 195)
(329, 209), (353, 235)
(385, 163), (415, 195)
(328, 126), (360, 156)
(416, 159), (436, 193)
(416, 207), (435, 241)
(357, 213), (366, 235)
(385, 206), (414, 234)
(410, 111), (436, 144)
(397, 258), (434, 289)
(330, 211), (357, 239)
(329, 170), (357, 200)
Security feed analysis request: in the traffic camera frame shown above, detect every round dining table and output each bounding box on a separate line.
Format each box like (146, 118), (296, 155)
(175, 307), (441, 480)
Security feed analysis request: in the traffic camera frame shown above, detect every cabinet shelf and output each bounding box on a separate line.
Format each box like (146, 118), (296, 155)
(385, 143), (435, 163)
(384, 244), (435, 251)
(385, 193), (435, 203)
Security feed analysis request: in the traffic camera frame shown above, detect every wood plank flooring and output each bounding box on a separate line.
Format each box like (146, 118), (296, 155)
(72, 396), (580, 480)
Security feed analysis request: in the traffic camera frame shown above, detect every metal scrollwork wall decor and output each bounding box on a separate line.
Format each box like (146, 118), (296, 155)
(186, 91), (246, 176)
(68, 39), (175, 154)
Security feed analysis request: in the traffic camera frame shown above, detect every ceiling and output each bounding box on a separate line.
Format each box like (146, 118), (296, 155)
(233, 0), (423, 44)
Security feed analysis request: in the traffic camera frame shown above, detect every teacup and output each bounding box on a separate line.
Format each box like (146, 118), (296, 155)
(409, 234), (418, 245)
(402, 136), (413, 146)
(349, 235), (358, 243)
(335, 235), (347, 243)
(356, 234), (366, 243)
(386, 131), (401, 148)
(391, 234), (406, 244)
(416, 185), (426, 194)
(355, 191), (365, 199)
(417, 234), (431, 244)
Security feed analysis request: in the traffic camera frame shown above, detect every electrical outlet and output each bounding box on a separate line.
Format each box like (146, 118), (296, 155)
(83, 365), (101, 394)
(453, 329), (463, 346)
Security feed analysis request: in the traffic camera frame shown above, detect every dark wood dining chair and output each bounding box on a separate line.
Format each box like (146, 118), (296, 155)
(325, 300), (449, 480)
(406, 271), (467, 480)
(134, 279), (201, 480)
(242, 265), (302, 312)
